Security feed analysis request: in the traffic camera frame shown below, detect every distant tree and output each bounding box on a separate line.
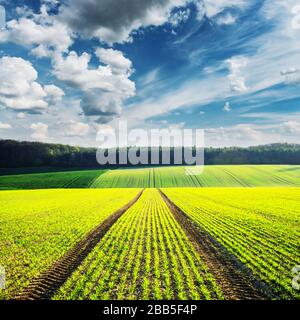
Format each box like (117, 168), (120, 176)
(0, 140), (300, 168)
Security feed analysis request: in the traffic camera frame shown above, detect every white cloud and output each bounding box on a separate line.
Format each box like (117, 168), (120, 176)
(234, 0), (300, 94)
(205, 117), (300, 147)
(117, 75), (228, 129)
(216, 12), (236, 25)
(226, 56), (248, 93)
(0, 122), (12, 129)
(0, 57), (47, 111)
(223, 101), (231, 112)
(1, 0), (247, 50)
(53, 51), (131, 91)
(53, 50), (135, 121)
(194, 0), (247, 21)
(44, 84), (65, 105)
(205, 123), (272, 147)
(0, 5), (73, 57)
(95, 48), (133, 75)
(140, 68), (160, 86)
(60, 120), (90, 137)
(17, 112), (26, 119)
(30, 122), (48, 140)
(281, 121), (300, 134)
(0, 56), (64, 113)
(201, 0), (247, 18)
(169, 8), (191, 27)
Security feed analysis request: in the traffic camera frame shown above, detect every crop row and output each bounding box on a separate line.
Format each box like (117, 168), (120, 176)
(0, 188), (140, 299)
(0, 170), (105, 190)
(92, 165), (300, 188)
(1, 166), (300, 190)
(54, 189), (223, 300)
(163, 188), (300, 299)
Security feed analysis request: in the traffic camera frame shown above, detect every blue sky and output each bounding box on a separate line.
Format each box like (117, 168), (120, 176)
(0, 0), (300, 147)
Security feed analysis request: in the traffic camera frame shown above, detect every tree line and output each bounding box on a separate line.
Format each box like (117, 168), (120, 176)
(0, 139), (300, 168)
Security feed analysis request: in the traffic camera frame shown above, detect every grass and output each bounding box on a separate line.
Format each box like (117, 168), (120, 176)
(91, 165), (300, 188)
(54, 189), (222, 300)
(0, 188), (140, 299)
(0, 169), (105, 190)
(163, 187), (300, 299)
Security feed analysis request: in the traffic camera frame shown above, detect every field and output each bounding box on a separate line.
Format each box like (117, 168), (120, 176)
(163, 188), (300, 300)
(0, 169), (105, 190)
(0, 185), (299, 300)
(92, 165), (300, 188)
(54, 189), (223, 300)
(0, 188), (140, 299)
(1, 165), (300, 189)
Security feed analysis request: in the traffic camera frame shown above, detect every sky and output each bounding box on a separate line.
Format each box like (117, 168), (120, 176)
(0, 0), (300, 147)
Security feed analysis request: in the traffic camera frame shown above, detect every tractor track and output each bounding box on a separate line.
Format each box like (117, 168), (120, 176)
(15, 189), (144, 300)
(159, 189), (276, 300)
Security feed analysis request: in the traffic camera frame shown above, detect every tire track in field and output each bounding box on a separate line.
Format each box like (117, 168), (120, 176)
(15, 189), (144, 301)
(159, 189), (276, 300)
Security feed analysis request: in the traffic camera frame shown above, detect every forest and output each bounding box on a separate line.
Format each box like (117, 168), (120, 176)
(0, 139), (300, 168)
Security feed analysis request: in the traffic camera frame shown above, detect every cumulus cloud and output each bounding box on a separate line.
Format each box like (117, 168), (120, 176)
(0, 56), (64, 112)
(53, 49), (135, 122)
(281, 121), (300, 134)
(95, 48), (133, 75)
(1, 0), (247, 49)
(226, 56), (248, 93)
(44, 84), (65, 105)
(0, 57), (47, 111)
(60, 120), (90, 137)
(58, 0), (192, 44)
(0, 5), (73, 57)
(30, 122), (48, 140)
(0, 122), (12, 129)
(206, 124), (266, 147)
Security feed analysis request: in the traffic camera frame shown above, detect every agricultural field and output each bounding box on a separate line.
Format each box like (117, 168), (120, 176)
(0, 174), (299, 300)
(54, 189), (223, 300)
(1, 165), (300, 190)
(163, 188), (300, 299)
(0, 169), (105, 190)
(0, 188), (140, 299)
(90, 165), (300, 188)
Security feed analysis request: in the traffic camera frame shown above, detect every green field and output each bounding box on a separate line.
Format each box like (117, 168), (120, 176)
(0, 169), (105, 190)
(0, 187), (299, 300)
(1, 165), (300, 190)
(93, 165), (300, 188)
(0, 188), (140, 299)
(54, 189), (222, 300)
(163, 188), (300, 300)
